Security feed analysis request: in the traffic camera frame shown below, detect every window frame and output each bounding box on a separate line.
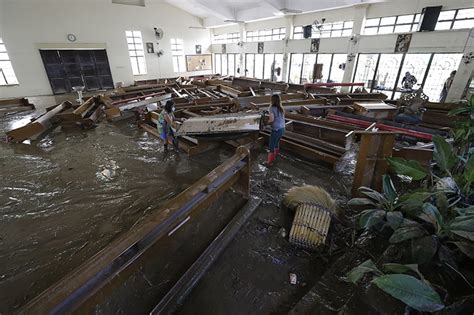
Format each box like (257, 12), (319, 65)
(0, 38), (19, 85)
(364, 14), (421, 35)
(125, 30), (147, 76)
(170, 38), (186, 73)
(436, 8), (474, 30)
(293, 21), (353, 39)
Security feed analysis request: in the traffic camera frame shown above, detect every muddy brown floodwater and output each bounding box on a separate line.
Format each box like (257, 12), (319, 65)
(0, 100), (351, 314)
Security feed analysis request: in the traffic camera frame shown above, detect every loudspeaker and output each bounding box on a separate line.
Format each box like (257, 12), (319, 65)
(418, 6), (442, 32)
(303, 25), (312, 39)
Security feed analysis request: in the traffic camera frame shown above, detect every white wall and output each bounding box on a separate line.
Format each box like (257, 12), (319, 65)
(0, 0), (212, 98)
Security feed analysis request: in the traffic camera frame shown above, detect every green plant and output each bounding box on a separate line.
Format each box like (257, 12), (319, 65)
(448, 95), (474, 146)
(347, 259), (445, 312)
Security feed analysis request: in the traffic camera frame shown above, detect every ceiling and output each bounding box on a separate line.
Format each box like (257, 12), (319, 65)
(164, 0), (383, 27)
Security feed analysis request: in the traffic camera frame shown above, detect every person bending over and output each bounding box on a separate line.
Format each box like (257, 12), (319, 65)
(157, 100), (179, 152)
(266, 94), (285, 166)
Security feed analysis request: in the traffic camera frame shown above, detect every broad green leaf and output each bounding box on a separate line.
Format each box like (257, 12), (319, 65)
(435, 192), (449, 217)
(386, 211), (403, 230)
(398, 191), (432, 214)
(464, 155), (474, 182)
(411, 235), (438, 264)
(359, 187), (387, 205)
(448, 107), (469, 116)
(359, 209), (386, 229)
(455, 206), (474, 216)
(347, 259), (383, 284)
(432, 135), (456, 174)
(386, 157), (428, 180)
(389, 226), (426, 243)
(449, 217), (474, 232)
(450, 230), (474, 241)
(371, 274), (444, 312)
(382, 263), (423, 279)
(454, 242), (474, 259)
(382, 175), (397, 204)
(348, 198), (376, 207)
(419, 203), (444, 232)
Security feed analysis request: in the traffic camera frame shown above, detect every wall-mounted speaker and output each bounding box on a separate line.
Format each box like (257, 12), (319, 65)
(418, 6), (442, 32)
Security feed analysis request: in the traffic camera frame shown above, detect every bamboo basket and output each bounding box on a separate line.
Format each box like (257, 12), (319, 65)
(289, 202), (331, 250)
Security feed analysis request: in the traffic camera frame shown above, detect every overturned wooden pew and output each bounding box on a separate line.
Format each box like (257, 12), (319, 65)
(0, 97), (35, 115)
(6, 101), (72, 143)
(56, 96), (101, 129)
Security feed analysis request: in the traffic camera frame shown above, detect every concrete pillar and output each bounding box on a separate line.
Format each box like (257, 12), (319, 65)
(341, 4), (368, 92)
(281, 15), (294, 82)
(446, 30), (474, 102)
(238, 23), (246, 77)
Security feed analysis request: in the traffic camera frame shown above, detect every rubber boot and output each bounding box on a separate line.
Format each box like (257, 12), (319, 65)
(274, 148), (280, 158)
(265, 152), (275, 167)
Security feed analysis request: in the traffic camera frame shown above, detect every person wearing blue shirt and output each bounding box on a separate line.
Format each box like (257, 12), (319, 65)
(266, 94), (285, 166)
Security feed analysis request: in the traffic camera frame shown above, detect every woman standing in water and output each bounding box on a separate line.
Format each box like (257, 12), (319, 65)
(266, 94), (285, 166)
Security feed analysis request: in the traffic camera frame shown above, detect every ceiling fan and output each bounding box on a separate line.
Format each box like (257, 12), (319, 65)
(279, 7), (302, 15)
(224, 19), (245, 24)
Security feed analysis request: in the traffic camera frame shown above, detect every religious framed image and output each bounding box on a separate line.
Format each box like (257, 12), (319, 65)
(310, 38), (320, 53)
(195, 45), (202, 54)
(222, 44), (226, 54)
(146, 42), (154, 54)
(394, 34), (412, 53)
(257, 42), (264, 54)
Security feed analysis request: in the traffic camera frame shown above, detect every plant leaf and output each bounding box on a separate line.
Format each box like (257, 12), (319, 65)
(450, 230), (474, 241)
(389, 226), (426, 243)
(432, 135), (456, 174)
(398, 191), (432, 214)
(419, 203), (444, 232)
(464, 155), (474, 182)
(454, 242), (474, 259)
(382, 263), (423, 280)
(386, 157), (428, 180)
(359, 187), (387, 205)
(371, 274), (445, 312)
(359, 209), (386, 229)
(386, 211), (403, 230)
(348, 198), (376, 207)
(411, 235), (438, 264)
(382, 174), (398, 204)
(347, 259), (383, 284)
(449, 217), (474, 232)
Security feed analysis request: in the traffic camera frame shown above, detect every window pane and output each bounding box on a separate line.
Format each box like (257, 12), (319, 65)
(228, 54), (235, 76)
(379, 26), (394, 34)
(435, 21), (452, 30)
(288, 53), (303, 84)
(245, 54), (254, 77)
(0, 45), (6, 52)
(130, 57), (139, 75)
(365, 18), (380, 27)
(301, 54), (316, 83)
(397, 14), (414, 23)
(394, 25), (412, 33)
(263, 54), (274, 80)
(332, 22), (343, 30)
(353, 54), (379, 89)
(453, 19), (474, 29)
(178, 57), (186, 72)
(254, 54), (264, 79)
(438, 10), (456, 20)
(457, 8), (474, 19)
(0, 52), (9, 60)
(137, 56), (146, 74)
(344, 21), (354, 28)
(317, 54), (332, 82)
(221, 54), (228, 75)
(364, 27), (378, 35)
(330, 54), (347, 83)
(331, 29), (342, 37)
(424, 53), (462, 101)
(342, 29), (352, 36)
(398, 53), (431, 91)
(215, 54), (221, 73)
(380, 16), (396, 25)
(414, 14), (421, 22)
(274, 54), (283, 81)
(374, 54), (403, 91)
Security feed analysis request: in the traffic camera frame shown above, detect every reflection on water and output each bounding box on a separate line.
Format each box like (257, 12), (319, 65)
(0, 112), (230, 313)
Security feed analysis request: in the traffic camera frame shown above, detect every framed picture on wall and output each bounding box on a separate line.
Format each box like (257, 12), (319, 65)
(186, 54), (212, 72)
(257, 42), (264, 54)
(146, 43), (154, 54)
(394, 34), (412, 53)
(195, 45), (202, 54)
(310, 39), (320, 53)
